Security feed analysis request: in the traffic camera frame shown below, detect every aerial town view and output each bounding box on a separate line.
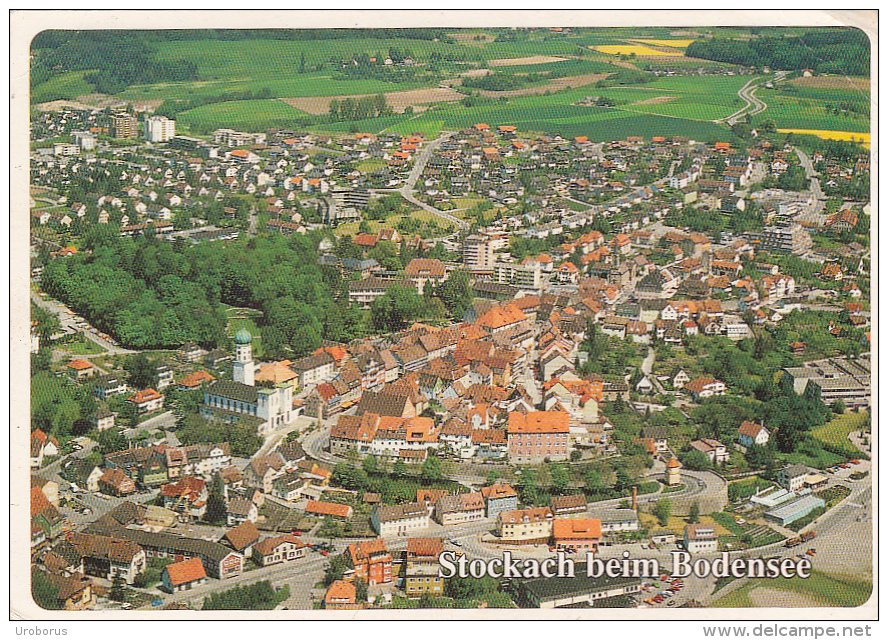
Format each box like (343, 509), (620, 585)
(21, 16), (873, 617)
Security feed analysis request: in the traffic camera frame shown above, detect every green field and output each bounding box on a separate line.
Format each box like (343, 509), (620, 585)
(809, 411), (869, 456)
(753, 87), (870, 133)
(177, 99), (310, 133)
(312, 81), (730, 142)
(710, 570), (872, 608)
(31, 70), (96, 103)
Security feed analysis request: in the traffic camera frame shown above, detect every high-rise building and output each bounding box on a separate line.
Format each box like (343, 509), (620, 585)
(758, 224), (813, 255)
(463, 234), (496, 270)
(112, 113), (139, 139)
(145, 116), (176, 143)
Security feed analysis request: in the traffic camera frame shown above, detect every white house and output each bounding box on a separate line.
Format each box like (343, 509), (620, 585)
(738, 421), (770, 448)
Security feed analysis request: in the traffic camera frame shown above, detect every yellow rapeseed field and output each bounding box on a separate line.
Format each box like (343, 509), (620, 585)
(634, 39), (696, 49)
(778, 129), (871, 148)
(593, 44), (683, 57)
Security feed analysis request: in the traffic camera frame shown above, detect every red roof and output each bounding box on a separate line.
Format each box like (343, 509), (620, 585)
(305, 500), (352, 518)
(164, 557), (207, 586)
(508, 411), (569, 434)
(130, 388), (162, 404)
(67, 359), (93, 371)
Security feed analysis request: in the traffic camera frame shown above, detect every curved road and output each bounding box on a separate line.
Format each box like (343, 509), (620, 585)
(720, 71), (786, 126)
(398, 131), (470, 230)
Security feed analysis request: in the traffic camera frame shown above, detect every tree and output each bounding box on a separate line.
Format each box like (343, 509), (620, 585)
(831, 399), (846, 414)
(679, 449), (712, 471)
(354, 578), (368, 603)
(421, 455), (443, 483)
(98, 428), (128, 454)
(485, 469), (500, 486)
(125, 353), (157, 390)
(109, 573), (126, 602)
(549, 464), (569, 495)
(361, 455), (378, 475)
(323, 552), (352, 586)
(688, 501), (700, 524)
(205, 474), (227, 524)
(438, 270), (472, 319)
(393, 460), (407, 478)
(654, 498), (672, 527)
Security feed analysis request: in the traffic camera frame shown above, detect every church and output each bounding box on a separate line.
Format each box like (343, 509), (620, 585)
(201, 328), (293, 437)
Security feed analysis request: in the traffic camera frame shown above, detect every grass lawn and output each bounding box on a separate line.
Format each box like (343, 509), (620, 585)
(224, 306), (264, 358)
(59, 338), (105, 355)
(809, 411), (869, 455)
(710, 570), (872, 608)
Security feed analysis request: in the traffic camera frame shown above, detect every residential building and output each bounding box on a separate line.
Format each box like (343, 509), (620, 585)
(684, 524), (718, 554)
(497, 507), (554, 544)
(434, 492), (485, 526)
(683, 377), (726, 401)
(738, 421), (770, 448)
(129, 388), (164, 414)
(145, 116), (176, 143)
(325, 580), (360, 610)
(778, 464), (809, 492)
(161, 557), (208, 593)
(550, 494), (587, 518)
(480, 483), (519, 520)
(66, 532), (147, 584)
(112, 113), (139, 139)
(403, 537), (444, 597)
(552, 518), (602, 552)
(347, 539), (393, 585)
(689, 439), (729, 464)
(252, 535), (308, 567)
(371, 503), (430, 538)
(507, 411), (571, 463)
(758, 224), (813, 255)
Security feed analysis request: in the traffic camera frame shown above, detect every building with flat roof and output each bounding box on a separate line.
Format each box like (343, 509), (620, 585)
(765, 493), (826, 527)
(515, 567), (641, 609)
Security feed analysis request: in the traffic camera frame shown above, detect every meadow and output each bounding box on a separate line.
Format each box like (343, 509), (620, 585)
(710, 570), (872, 608)
(176, 99), (311, 133)
(809, 411), (869, 457)
(31, 70), (96, 102)
(753, 86), (870, 133)
(312, 80), (729, 142)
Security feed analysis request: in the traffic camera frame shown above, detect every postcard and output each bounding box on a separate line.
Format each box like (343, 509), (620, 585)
(10, 9), (876, 624)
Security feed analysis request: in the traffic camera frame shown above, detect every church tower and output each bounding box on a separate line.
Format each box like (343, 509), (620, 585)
(233, 328), (255, 386)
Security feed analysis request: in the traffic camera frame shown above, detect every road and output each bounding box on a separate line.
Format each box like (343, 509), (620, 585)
(397, 131), (470, 230)
(793, 146), (827, 215)
(721, 72), (785, 126)
(30, 288), (134, 355)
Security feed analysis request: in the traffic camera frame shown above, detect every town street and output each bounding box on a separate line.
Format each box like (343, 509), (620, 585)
(397, 131), (469, 229)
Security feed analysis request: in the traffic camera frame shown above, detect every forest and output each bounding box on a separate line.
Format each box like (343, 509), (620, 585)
(30, 31), (198, 95)
(685, 29), (869, 76)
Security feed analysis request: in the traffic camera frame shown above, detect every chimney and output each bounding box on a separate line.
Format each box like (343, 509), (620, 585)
(631, 485), (638, 511)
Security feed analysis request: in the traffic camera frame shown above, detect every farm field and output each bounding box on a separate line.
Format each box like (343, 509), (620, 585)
(281, 87), (465, 116)
(632, 39), (695, 49)
(176, 98), (310, 133)
(593, 44), (684, 57)
(752, 88), (869, 133)
(311, 79), (730, 142)
(789, 75), (870, 91)
(711, 571), (872, 608)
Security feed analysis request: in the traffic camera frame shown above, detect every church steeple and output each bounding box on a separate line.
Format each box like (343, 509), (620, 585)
(233, 329), (255, 386)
